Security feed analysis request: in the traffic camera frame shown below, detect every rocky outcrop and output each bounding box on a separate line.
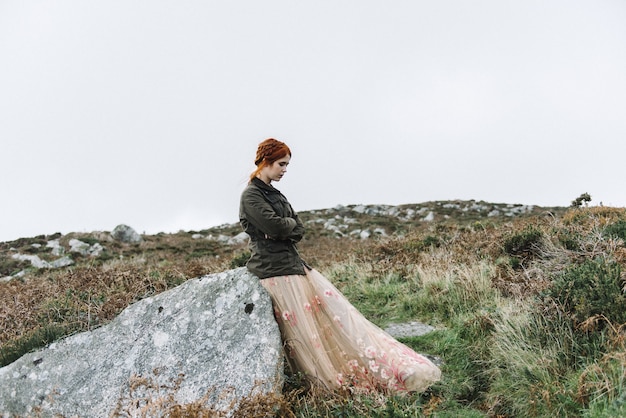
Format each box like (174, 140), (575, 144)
(300, 201), (538, 238)
(0, 268), (284, 417)
(3, 238), (101, 281)
(195, 231), (250, 246)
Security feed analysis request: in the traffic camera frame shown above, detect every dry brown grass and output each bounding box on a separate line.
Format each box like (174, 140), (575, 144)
(0, 250), (232, 363)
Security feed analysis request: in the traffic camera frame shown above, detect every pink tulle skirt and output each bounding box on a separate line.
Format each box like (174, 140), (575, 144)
(260, 268), (441, 394)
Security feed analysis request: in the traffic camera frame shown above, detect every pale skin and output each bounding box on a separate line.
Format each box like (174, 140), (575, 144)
(257, 154), (291, 185)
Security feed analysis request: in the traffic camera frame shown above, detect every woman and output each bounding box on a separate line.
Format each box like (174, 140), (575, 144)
(239, 138), (441, 394)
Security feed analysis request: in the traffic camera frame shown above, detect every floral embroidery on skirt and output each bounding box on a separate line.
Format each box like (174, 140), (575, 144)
(260, 268), (441, 394)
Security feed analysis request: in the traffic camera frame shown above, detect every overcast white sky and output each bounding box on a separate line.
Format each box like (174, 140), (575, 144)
(1, 1), (625, 242)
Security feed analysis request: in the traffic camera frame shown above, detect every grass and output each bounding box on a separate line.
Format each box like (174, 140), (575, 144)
(1, 203), (626, 416)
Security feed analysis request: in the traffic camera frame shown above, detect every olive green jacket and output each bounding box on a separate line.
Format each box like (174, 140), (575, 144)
(239, 177), (306, 279)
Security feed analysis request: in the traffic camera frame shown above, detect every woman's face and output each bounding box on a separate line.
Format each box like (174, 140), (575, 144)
(259, 154), (290, 184)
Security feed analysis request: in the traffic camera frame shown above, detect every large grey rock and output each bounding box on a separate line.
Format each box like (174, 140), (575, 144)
(0, 268), (284, 417)
(111, 224), (143, 243)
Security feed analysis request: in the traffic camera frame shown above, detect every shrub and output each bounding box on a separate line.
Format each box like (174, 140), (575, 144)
(571, 193), (592, 208)
(0, 257), (30, 277)
(545, 258), (625, 328)
(603, 220), (626, 243)
(558, 231), (581, 251)
(503, 226), (543, 258)
(230, 251), (251, 269)
(421, 235), (441, 249)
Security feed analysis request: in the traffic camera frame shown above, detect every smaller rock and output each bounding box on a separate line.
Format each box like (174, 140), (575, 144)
(353, 204), (367, 214)
(69, 239), (104, 257)
(89, 243), (104, 257)
(47, 239), (64, 256)
(10, 253), (74, 270)
(111, 224), (143, 243)
(422, 212), (435, 222)
(69, 238), (91, 255)
(373, 228), (387, 236)
(12, 253), (48, 268)
(49, 256), (74, 268)
(228, 232), (249, 245)
(384, 321), (436, 338)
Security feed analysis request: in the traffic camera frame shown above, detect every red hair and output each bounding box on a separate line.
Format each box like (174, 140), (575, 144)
(249, 138), (291, 182)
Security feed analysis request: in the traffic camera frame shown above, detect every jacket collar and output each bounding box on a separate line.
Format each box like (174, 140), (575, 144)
(251, 177), (279, 193)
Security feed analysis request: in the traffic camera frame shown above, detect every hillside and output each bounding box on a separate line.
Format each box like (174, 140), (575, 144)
(0, 200), (568, 364)
(2, 199), (626, 417)
(0, 200), (566, 280)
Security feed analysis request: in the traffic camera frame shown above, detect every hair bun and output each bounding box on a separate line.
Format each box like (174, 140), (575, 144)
(249, 138), (291, 182)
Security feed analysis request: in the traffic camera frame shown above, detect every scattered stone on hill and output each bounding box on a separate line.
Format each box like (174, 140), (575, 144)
(11, 253), (48, 269)
(507, 204), (534, 215)
(217, 232), (249, 245)
(295, 201), (545, 242)
(11, 253), (74, 269)
(69, 238), (90, 254)
(46, 239), (64, 256)
(422, 211), (435, 222)
(2, 237), (105, 281)
(205, 231), (249, 246)
(69, 238), (104, 256)
(348, 229), (386, 239)
(0, 274), (21, 283)
(384, 321), (436, 338)
(187, 201), (555, 245)
(0, 201), (557, 282)
(111, 224), (143, 243)
(228, 231), (250, 245)
(49, 256), (74, 268)
(384, 322), (443, 367)
(0, 268), (284, 417)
